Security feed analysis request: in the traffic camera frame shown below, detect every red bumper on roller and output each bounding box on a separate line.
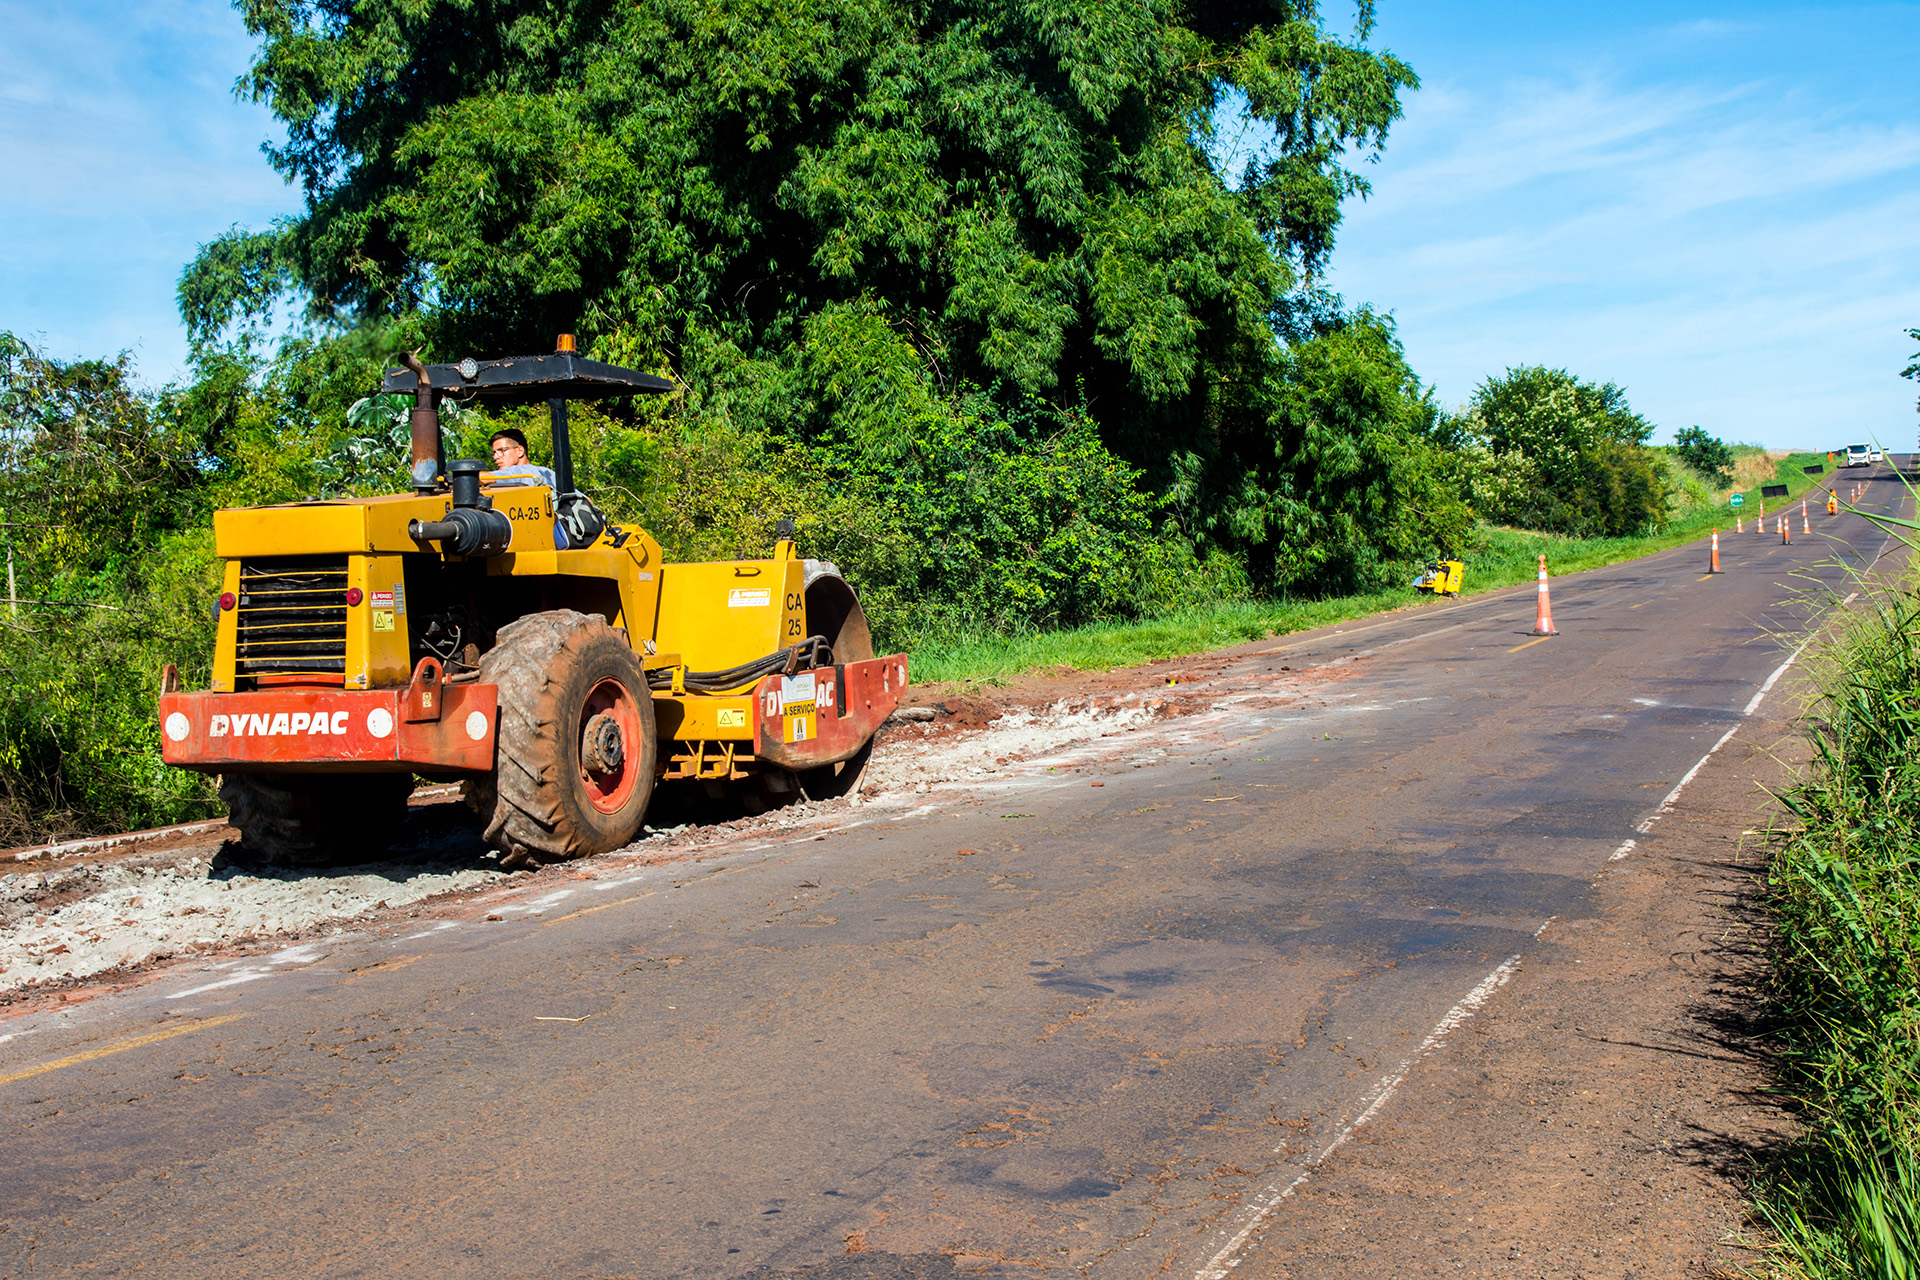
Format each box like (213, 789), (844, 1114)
(753, 654), (907, 770)
(159, 684), (499, 773)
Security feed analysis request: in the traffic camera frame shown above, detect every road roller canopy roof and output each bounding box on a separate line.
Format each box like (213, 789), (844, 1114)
(382, 350), (674, 403)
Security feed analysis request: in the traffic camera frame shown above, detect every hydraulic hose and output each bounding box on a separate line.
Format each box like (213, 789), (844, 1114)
(649, 636), (833, 694)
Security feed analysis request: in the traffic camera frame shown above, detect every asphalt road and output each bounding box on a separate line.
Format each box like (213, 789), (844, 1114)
(1, 463), (1910, 1280)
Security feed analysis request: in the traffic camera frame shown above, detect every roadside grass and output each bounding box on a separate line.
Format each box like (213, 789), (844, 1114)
(911, 449), (1837, 686)
(1756, 562), (1920, 1278)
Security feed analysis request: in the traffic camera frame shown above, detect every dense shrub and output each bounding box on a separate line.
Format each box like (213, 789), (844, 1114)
(1460, 365), (1670, 537)
(1762, 582), (1920, 1277)
(0, 335), (220, 840)
(1167, 308), (1474, 595)
(1673, 426), (1735, 485)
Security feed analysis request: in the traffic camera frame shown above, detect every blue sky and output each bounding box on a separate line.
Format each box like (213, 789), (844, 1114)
(0, 0), (289, 377)
(3, 2), (1917, 449)
(1314, 2), (1920, 447)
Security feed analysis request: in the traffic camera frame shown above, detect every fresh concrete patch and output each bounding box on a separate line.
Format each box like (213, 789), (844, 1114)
(0, 851), (508, 994)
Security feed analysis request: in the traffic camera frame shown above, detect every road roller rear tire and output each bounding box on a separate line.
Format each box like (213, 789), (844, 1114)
(219, 772), (415, 867)
(467, 610), (658, 868)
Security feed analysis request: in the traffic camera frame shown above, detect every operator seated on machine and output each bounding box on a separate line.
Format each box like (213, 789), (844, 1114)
(488, 428), (559, 491)
(489, 425), (600, 549)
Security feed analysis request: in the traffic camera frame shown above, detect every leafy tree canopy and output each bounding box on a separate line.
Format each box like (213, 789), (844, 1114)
(182, 0), (1418, 555)
(1460, 365), (1667, 539)
(0, 335), (221, 838)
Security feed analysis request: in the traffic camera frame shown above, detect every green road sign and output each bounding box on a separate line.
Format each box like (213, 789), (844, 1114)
(1730, 494), (1745, 508)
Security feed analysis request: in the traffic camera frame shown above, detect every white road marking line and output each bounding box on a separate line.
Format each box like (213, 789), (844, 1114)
(1193, 952), (1525, 1280)
(1741, 629), (1824, 718)
(166, 971), (272, 999)
(1611, 593), (1863, 856)
(1635, 724), (1742, 836)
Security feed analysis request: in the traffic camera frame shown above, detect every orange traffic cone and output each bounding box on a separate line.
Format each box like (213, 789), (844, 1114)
(1802, 499), (1810, 534)
(1532, 554), (1558, 636)
(1736, 514), (1743, 534)
(1758, 499), (1766, 535)
(1709, 529), (1723, 573)
(1781, 517), (1791, 545)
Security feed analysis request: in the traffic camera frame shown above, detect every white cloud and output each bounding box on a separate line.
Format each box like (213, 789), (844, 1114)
(1661, 18), (1757, 40)
(0, 0), (296, 378)
(1324, 63), (1920, 445)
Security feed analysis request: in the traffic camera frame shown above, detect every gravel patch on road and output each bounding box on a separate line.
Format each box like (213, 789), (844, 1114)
(864, 697), (1165, 794)
(0, 853), (506, 994)
(0, 655), (1327, 998)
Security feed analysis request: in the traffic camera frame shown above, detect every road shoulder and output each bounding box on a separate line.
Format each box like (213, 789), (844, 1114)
(1232, 713), (1807, 1280)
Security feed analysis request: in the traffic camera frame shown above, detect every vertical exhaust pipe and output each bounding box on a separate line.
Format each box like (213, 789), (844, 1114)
(401, 351), (442, 492)
(549, 333), (577, 497)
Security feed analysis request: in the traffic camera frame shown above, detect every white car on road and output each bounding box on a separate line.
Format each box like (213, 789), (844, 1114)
(1845, 443), (1872, 467)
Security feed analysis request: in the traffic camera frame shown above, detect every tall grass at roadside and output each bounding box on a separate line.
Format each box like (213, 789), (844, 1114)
(1756, 557), (1920, 1278)
(911, 450), (1835, 685)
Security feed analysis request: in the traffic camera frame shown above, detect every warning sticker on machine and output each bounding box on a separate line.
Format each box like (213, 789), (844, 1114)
(778, 673), (816, 711)
(784, 712), (813, 743)
(372, 610), (396, 632)
(717, 708), (746, 729)
(728, 588), (771, 608)
(371, 590), (394, 608)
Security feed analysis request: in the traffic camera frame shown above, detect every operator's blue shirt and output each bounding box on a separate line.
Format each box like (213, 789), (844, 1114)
(488, 463), (572, 547)
(488, 463), (558, 490)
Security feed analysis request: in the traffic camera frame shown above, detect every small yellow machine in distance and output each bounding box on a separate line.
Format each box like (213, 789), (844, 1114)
(1413, 558), (1464, 598)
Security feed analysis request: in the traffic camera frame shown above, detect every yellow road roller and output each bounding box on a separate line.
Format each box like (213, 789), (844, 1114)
(157, 337), (907, 866)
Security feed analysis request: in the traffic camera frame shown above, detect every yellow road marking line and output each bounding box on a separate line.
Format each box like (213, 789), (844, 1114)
(0, 1015), (245, 1088)
(1507, 637), (1551, 654)
(1201, 795), (1244, 803)
(351, 955), (419, 975)
(540, 892), (655, 927)
(1629, 601), (1649, 609)
(1697, 574), (1716, 581)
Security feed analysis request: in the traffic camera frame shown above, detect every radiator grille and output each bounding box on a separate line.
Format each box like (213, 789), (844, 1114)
(235, 556), (349, 676)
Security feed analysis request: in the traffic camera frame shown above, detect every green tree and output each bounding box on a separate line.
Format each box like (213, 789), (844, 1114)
(0, 335), (222, 839)
(189, 0), (1412, 380)
(1672, 425), (1733, 485)
(1166, 306), (1471, 593)
(181, 0), (1422, 602)
(1461, 365), (1668, 538)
